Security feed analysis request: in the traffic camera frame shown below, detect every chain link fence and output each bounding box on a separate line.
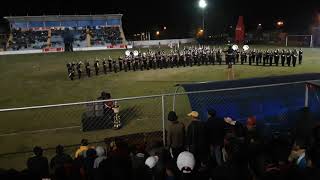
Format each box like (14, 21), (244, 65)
(1, 81), (319, 170)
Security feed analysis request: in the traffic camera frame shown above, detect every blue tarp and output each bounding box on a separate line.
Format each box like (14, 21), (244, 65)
(180, 73), (320, 136)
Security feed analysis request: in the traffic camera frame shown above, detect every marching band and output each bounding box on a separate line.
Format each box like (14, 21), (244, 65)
(66, 46), (303, 81)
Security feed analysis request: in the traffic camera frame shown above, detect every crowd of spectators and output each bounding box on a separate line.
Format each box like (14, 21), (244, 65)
(7, 26), (122, 50)
(9, 28), (48, 50)
(89, 26), (122, 46)
(1, 109), (320, 180)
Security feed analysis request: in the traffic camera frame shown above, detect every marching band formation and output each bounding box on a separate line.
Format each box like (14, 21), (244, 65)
(66, 45), (303, 81)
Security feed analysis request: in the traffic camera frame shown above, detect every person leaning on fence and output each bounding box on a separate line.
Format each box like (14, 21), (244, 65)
(186, 111), (208, 162)
(167, 111), (185, 160)
(75, 139), (89, 158)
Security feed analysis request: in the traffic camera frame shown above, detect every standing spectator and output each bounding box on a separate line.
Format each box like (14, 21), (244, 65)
(205, 109), (225, 166)
(186, 111), (208, 162)
(131, 144), (147, 180)
(50, 145), (73, 179)
(27, 146), (49, 180)
(94, 146), (107, 169)
(167, 111), (185, 160)
(245, 116), (264, 177)
(75, 139), (89, 158)
(288, 139), (307, 169)
(83, 148), (97, 180)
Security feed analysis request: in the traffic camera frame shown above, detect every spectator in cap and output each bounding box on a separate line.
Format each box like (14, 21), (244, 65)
(205, 109), (226, 166)
(75, 139), (89, 158)
(177, 151), (195, 180)
(186, 111), (208, 162)
(27, 146), (49, 180)
(167, 111), (185, 160)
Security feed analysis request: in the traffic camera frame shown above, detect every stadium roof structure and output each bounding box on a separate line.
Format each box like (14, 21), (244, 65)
(4, 14), (123, 22)
(4, 14), (124, 29)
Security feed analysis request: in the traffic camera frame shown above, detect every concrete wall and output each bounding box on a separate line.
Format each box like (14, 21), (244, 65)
(132, 38), (195, 47)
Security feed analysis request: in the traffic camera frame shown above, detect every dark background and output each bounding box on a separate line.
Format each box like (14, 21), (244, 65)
(0, 0), (320, 37)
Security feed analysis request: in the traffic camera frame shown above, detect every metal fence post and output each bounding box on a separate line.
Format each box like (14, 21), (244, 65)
(305, 84), (309, 107)
(161, 95), (166, 146)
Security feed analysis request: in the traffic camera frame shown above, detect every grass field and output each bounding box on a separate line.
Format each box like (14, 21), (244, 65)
(0, 45), (320, 170)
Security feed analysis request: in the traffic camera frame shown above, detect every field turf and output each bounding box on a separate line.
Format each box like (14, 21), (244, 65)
(0, 45), (319, 169)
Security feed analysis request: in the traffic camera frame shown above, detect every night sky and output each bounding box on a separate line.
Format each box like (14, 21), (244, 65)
(0, 0), (319, 37)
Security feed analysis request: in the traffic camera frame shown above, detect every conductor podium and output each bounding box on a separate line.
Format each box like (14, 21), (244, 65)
(81, 102), (114, 132)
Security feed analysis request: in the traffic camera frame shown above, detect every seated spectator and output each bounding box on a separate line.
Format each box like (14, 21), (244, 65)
(186, 111), (208, 162)
(26, 146), (49, 180)
(75, 139), (89, 158)
(50, 145), (73, 179)
(167, 111), (185, 160)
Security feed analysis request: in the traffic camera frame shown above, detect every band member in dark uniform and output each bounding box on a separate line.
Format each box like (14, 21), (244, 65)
(269, 50), (273, 66)
(103, 59), (108, 74)
(217, 49), (222, 65)
(286, 50), (292, 66)
(298, 48), (303, 64)
(143, 55), (148, 70)
(241, 51), (246, 65)
(252, 49), (256, 63)
(134, 56), (139, 71)
(263, 51), (268, 66)
(66, 63), (72, 76)
(256, 50), (262, 66)
(139, 57), (144, 71)
(69, 67), (75, 80)
(274, 50), (280, 66)
(76, 61), (82, 79)
(132, 58), (137, 71)
(236, 50), (240, 63)
(281, 49), (286, 66)
(185, 54), (189, 67)
(118, 56), (123, 71)
(292, 49), (298, 67)
(85, 61), (91, 77)
(128, 57), (132, 71)
(113, 58), (118, 73)
(94, 60), (99, 75)
(124, 58), (128, 72)
(248, 50), (253, 65)
(108, 57), (112, 72)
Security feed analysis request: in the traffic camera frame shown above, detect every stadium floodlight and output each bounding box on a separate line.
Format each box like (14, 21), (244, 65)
(198, 0), (207, 33)
(198, 0), (207, 9)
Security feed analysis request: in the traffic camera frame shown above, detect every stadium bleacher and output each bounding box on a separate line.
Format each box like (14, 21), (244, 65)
(4, 15), (126, 51)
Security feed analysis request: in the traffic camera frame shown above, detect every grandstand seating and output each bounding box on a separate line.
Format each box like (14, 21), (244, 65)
(7, 26), (123, 50)
(9, 29), (48, 50)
